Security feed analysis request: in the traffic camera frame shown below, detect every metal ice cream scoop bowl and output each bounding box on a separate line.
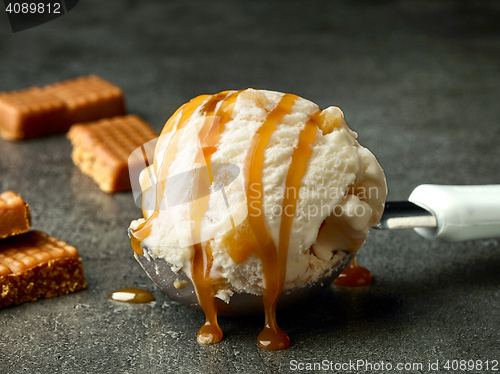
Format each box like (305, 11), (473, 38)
(134, 250), (355, 316)
(134, 184), (500, 316)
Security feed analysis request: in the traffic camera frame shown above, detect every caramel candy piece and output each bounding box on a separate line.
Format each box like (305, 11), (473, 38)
(0, 231), (86, 308)
(0, 87), (67, 140)
(67, 115), (157, 193)
(0, 191), (31, 239)
(45, 75), (126, 124)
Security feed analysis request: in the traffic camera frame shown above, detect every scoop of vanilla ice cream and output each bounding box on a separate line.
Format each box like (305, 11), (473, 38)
(130, 89), (386, 300)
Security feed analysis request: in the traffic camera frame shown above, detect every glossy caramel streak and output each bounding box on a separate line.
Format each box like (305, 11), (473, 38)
(131, 93), (231, 255)
(277, 120), (318, 285)
(278, 119), (318, 288)
(191, 91), (240, 243)
(243, 93), (299, 350)
(189, 91), (241, 344)
(131, 210), (159, 255)
(258, 110), (318, 351)
(194, 242), (223, 344)
(155, 94), (218, 211)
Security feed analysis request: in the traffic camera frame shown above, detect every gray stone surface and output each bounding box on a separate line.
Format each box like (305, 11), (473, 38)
(1, 1), (499, 373)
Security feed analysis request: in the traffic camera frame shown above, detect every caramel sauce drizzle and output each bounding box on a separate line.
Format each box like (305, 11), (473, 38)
(189, 91), (240, 344)
(132, 92), (237, 343)
(131, 94), (218, 255)
(259, 118), (317, 350)
(334, 256), (373, 287)
(236, 93), (319, 350)
(244, 94), (298, 350)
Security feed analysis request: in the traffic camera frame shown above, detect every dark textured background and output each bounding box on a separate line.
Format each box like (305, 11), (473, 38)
(1, 1), (499, 373)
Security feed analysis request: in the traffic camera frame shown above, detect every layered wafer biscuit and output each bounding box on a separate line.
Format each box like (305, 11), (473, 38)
(0, 87), (67, 140)
(45, 75), (126, 124)
(0, 75), (126, 140)
(0, 191), (31, 239)
(0, 231), (86, 308)
(67, 115), (157, 193)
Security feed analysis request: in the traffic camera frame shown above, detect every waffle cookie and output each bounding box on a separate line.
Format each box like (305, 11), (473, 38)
(67, 114), (157, 193)
(0, 87), (67, 140)
(0, 191), (31, 239)
(0, 231), (86, 308)
(45, 75), (126, 124)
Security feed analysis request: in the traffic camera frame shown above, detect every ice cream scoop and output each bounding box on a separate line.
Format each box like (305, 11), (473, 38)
(128, 89), (387, 350)
(133, 247), (355, 315)
(133, 184), (500, 309)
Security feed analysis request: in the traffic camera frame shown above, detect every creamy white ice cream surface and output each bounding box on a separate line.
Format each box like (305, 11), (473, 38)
(130, 88), (387, 301)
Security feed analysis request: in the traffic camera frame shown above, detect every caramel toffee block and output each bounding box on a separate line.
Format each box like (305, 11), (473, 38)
(0, 231), (86, 308)
(67, 115), (157, 193)
(45, 75), (126, 124)
(0, 87), (68, 140)
(0, 191), (31, 239)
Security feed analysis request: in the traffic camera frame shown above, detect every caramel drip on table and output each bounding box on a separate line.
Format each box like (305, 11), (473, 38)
(333, 256), (373, 286)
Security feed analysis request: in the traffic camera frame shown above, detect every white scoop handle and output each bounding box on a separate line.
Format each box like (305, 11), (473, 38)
(408, 184), (500, 242)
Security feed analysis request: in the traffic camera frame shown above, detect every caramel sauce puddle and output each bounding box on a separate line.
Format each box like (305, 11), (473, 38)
(109, 288), (156, 303)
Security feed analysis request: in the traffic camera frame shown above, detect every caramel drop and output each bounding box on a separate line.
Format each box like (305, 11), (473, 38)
(258, 323), (290, 350)
(334, 257), (373, 287)
(197, 321), (223, 344)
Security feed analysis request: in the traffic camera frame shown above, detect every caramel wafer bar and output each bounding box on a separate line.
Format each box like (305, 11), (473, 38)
(0, 75), (126, 141)
(0, 231), (86, 308)
(45, 75), (126, 124)
(67, 115), (157, 193)
(0, 191), (31, 239)
(0, 87), (67, 140)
